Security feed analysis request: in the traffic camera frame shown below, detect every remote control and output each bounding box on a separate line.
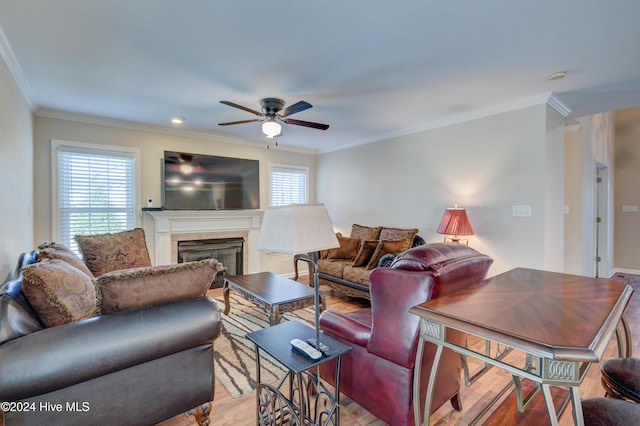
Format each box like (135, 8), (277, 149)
(290, 338), (322, 360)
(306, 338), (330, 353)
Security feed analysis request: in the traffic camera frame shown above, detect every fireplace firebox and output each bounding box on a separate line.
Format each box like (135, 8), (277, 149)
(177, 238), (244, 288)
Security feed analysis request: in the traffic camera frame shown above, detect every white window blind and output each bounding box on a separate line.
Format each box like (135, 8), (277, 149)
(53, 142), (137, 252)
(270, 165), (308, 206)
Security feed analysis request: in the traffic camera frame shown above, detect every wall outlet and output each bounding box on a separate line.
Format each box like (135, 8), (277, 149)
(512, 205), (532, 217)
(147, 198), (153, 208)
(622, 205), (639, 213)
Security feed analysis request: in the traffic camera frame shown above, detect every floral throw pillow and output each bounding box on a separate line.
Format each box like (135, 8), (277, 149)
(75, 228), (151, 276)
(22, 258), (97, 327)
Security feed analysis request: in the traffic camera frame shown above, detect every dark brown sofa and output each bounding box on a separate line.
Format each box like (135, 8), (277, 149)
(0, 244), (222, 425)
(318, 243), (493, 425)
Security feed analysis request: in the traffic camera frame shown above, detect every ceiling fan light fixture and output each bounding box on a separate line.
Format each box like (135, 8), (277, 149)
(262, 118), (281, 138)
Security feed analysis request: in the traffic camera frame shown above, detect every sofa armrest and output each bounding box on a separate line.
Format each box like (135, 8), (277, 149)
(0, 296), (221, 401)
(319, 310), (372, 346)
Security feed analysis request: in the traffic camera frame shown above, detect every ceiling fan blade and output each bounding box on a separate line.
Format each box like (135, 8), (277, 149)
(218, 119), (261, 126)
(284, 118), (329, 130)
(220, 100), (262, 116)
(279, 101), (312, 117)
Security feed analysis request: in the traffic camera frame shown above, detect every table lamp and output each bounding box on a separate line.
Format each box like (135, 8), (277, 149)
(256, 203), (339, 352)
(436, 204), (474, 245)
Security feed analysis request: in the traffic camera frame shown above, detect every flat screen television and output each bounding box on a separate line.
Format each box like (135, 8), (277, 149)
(162, 151), (260, 210)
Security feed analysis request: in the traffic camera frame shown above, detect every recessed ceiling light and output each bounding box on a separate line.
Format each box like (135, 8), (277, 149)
(171, 116), (184, 124)
(547, 71), (567, 81)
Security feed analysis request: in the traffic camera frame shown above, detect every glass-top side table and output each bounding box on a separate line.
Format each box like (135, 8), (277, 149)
(246, 320), (352, 426)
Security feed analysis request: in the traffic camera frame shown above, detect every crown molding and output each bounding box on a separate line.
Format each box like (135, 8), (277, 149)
(547, 93), (571, 117)
(34, 108), (317, 155)
(320, 93), (563, 154)
(0, 24), (35, 111)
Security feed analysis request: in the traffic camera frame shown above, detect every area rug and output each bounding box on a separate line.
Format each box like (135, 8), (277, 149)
(212, 293), (316, 398)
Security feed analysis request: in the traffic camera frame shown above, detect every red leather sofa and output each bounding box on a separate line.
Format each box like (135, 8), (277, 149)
(319, 243), (493, 425)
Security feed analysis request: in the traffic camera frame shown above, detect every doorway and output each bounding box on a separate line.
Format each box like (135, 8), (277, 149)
(595, 163), (609, 277)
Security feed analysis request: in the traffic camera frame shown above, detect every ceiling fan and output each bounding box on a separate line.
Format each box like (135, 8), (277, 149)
(218, 98), (329, 138)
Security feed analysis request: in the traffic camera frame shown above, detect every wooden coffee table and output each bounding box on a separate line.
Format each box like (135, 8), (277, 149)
(223, 272), (325, 326)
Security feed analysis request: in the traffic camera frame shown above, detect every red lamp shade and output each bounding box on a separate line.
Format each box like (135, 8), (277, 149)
(436, 207), (473, 242)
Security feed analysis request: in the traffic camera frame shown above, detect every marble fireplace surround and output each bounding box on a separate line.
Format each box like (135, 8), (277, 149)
(143, 210), (263, 273)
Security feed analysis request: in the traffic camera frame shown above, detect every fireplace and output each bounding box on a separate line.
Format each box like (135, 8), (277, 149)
(143, 210), (262, 275)
(177, 237), (244, 288)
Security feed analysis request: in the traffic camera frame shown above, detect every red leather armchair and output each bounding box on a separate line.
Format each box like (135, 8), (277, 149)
(319, 243), (493, 425)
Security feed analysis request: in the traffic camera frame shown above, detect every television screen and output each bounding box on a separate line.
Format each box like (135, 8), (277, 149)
(163, 151), (260, 210)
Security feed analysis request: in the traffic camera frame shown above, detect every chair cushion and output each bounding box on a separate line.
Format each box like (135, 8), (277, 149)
(95, 258), (224, 315)
(581, 398), (640, 425)
(343, 265), (372, 285)
(37, 242), (95, 278)
(318, 258), (351, 278)
(75, 228), (151, 276)
(601, 358), (640, 402)
(21, 258), (97, 327)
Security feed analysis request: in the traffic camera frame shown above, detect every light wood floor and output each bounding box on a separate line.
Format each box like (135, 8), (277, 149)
(158, 277), (640, 426)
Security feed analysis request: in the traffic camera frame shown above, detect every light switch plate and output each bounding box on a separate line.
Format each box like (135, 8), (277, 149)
(512, 205), (532, 217)
(622, 205), (639, 213)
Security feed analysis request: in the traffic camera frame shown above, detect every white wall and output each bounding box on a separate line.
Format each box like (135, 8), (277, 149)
(32, 116), (316, 275)
(0, 57), (33, 281)
(317, 104), (566, 277)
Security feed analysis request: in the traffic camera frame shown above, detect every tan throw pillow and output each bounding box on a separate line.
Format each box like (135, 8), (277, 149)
(350, 224), (382, 240)
(366, 238), (410, 270)
(96, 258), (224, 315)
(21, 258), (98, 328)
(352, 240), (379, 267)
(75, 228), (151, 276)
(328, 235), (360, 260)
(37, 242), (95, 278)
(379, 228), (419, 250)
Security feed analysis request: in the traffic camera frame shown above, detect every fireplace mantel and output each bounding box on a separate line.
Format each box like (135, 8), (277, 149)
(142, 209), (263, 272)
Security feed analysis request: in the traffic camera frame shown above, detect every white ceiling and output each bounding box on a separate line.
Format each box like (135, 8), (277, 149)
(1, 0), (639, 153)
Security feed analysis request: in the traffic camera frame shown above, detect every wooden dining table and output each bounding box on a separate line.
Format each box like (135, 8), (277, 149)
(410, 267), (633, 426)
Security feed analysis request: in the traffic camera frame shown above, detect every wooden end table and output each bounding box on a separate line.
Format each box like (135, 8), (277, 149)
(223, 272), (325, 326)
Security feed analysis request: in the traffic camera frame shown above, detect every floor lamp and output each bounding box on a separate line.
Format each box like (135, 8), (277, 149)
(256, 203), (339, 352)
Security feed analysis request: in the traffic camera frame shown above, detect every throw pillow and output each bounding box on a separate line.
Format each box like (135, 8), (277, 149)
(75, 228), (152, 277)
(350, 224), (382, 240)
(96, 258), (224, 315)
(366, 238), (410, 270)
(21, 258), (98, 328)
(328, 235), (360, 260)
(379, 228), (419, 250)
(352, 239), (379, 268)
(37, 242), (95, 278)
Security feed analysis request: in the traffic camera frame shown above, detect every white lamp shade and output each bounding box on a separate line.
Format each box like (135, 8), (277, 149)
(257, 204), (339, 254)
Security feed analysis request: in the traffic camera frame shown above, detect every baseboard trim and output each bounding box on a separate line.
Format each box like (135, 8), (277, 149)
(609, 268), (640, 277)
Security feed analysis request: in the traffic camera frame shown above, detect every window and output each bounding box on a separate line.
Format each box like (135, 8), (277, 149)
(52, 140), (139, 252)
(269, 164), (309, 206)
